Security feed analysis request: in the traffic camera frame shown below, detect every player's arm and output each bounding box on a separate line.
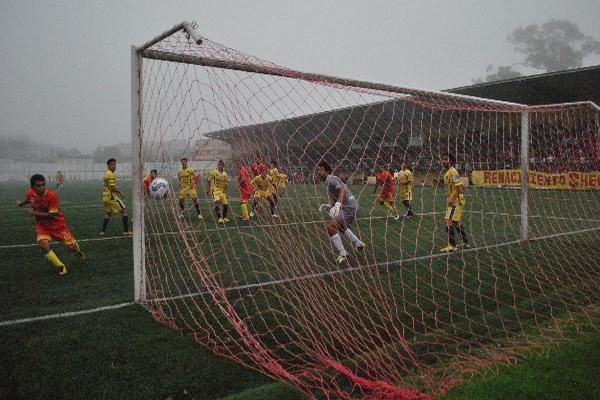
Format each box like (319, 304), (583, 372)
(27, 208), (57, 219)
(373, 176), (381, 194)
(16, 198), (30, 207)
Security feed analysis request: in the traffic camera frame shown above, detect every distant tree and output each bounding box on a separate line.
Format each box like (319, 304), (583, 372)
(472, 64), (522, 84)
(474, 19), (600, 83)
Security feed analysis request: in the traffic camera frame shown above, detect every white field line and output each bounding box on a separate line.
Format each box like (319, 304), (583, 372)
(2, 210), (599, 250)
(2, 224), (599, 327)
(0, 302), (135, 327)
(150, 225), (600, 303)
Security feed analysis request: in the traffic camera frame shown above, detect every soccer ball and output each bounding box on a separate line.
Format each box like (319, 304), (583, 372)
(149, 178), (169, 199)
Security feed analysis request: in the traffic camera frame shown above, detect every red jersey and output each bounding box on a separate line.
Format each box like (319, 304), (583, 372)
(250, 162), (268, 176)
(25, 189), (67, 227)
(238, 166), (252, 189)
(376, 171), (395, 198)
(142, 175), (154, 195)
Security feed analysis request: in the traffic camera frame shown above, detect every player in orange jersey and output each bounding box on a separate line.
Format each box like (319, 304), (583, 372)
(142, 169), (157, 196)
(235, 160), (253, 221)
(374, 164), (400, 220)
(250, 156), (268, 177)
(16, 174), (84, 275)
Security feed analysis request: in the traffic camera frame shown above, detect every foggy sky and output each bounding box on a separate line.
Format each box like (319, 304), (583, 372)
(1, 0), (600, 153)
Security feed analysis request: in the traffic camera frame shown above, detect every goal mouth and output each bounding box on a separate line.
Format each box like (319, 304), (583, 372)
(132, 22), (600, 399)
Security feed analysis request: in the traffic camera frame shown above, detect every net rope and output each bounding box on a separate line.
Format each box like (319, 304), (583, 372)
(138, 27), (600, 399)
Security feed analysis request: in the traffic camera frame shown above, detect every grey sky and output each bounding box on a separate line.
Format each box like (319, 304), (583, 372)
(1, 0), (600, 152)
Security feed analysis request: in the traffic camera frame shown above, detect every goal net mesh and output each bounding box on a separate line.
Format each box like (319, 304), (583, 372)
(136, 26), (600, 399)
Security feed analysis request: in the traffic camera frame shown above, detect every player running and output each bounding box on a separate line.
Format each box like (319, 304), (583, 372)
(17, 174), (84, 275)
(101, 158), (132, 236)
(317, 161), (365, 264)
(206, 160), (230, 224)
(177, 157), (203, 220)
(440, 153), (470, 252)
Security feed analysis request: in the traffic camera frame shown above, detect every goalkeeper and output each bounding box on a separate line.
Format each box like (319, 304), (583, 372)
(317, 161), (365, 264)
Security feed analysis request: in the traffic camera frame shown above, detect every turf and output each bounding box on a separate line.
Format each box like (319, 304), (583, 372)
(1, 180), (598, 399)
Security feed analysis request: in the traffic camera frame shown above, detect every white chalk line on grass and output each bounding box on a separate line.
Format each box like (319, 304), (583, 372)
(2, 224), (599, 327)
(0, 302), (135, 327)
(149, 225), (600, 304)
(2, 210), (599, 250)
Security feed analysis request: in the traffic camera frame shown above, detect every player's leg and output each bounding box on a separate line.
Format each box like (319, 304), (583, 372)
(37, 235), (67, 275)
(389, 200), (400, 220)
(54, 226), (85, 260)
(178, 191), (186, 218)
(250, 194), (258, 217)
(191, 194), (203, 220)
(213, 193), (223, 222)
(239, 189), (250, 220)
(338, 208), (365, 250)
(452, 203), (469, 248)
(327, 220), (347, 263)
(441, 207), (458, 252)
(117, 198), (131, 235)
(268, 195), (278, 217)
(221, 193), (229, 222)
(101, 207), (112, 236)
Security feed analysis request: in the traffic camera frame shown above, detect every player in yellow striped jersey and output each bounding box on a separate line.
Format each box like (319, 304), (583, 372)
(177, 157), (203, 220)
(206, 160), (230, 224)
(271, 161), (288, 195)
(251, 168), (278, 218)
(268, 161), (282, 208)
(100, 158), (131, 236)
(397, 162), (415, 218)
(440, 153), (469, 252)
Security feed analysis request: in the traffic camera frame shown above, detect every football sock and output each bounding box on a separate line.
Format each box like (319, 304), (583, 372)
(403, 201), (413, 215)
(122, 215), (129, 232)
(456, 224), (469, 243)
(343, 229), (361, 245)
(44, 250), (64, 268)
(241, 203), (249, 219)
(194, 203), (201, 214)
(179, 200), (185, 211)
(268, 199), (275, 215)
(222, 204), (228, 218)
(330, 233), (347, 256)
(214, 205), (222, 218)
(102, 217), (110, 233)
(383, 202), (394, 214)
(446, 225), (456, 246)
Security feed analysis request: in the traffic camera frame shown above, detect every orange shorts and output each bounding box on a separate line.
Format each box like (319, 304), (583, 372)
(379, 193), (395, 202)
(35, 223), (76, 245)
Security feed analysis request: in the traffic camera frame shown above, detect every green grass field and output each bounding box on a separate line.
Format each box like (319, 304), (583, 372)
(1, 180), (599, 399)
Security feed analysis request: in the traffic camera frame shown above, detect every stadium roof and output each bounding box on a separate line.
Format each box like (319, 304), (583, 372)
(448, 65), (600, 106)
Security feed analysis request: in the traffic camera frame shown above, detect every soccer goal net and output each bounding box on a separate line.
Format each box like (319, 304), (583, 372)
(132, 22), (600, 399)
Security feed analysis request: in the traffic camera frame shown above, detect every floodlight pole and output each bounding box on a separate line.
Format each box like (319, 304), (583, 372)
(520, 111), (529, 241)
(131, 45), (145, 303)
